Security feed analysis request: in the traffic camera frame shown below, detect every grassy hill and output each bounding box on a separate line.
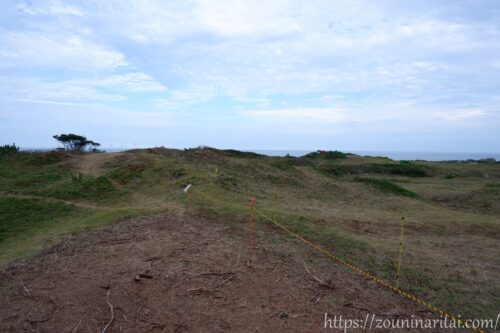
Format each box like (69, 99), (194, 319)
(0, 147), (499, 320)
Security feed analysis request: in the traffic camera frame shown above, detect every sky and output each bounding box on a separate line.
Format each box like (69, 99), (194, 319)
(1, 0), (499, 152)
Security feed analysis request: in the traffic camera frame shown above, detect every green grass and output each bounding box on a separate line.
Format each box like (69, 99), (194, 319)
(0, 196), (151, 266)
(270, 156), (313, 170)
(354, 177), (419, 198)
(0, 153), (68, 194)
(0, 197), (85, 244)
(39, 175), (122, 202)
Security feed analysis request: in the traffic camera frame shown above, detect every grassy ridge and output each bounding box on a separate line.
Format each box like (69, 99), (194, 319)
(0, 148), (499, 320)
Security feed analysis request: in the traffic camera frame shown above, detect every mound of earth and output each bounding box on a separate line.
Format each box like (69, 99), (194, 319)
(0, 213), (443, 332)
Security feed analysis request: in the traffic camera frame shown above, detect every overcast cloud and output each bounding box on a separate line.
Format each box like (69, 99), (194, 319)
(1, 0), (499, 151)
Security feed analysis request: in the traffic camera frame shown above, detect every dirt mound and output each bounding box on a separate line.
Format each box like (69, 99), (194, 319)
(66, 152), (123, 174)
(0, 213), (443, 332)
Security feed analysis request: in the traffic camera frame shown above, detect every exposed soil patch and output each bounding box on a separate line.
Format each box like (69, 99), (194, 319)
(67, 152), (123, 174)
(0, 213), (450, 332)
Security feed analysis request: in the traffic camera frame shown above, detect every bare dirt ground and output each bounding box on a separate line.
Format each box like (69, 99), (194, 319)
(0, 212), (449, 332)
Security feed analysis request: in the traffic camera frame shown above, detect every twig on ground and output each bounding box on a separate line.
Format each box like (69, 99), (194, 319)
(72, 318), (82, 333)
(234, 245), (242, 268)
(140, 318), (165, 329)
(27, 316), (51, 323)
(303, 261), (334, 289)
(312, 294), (322, 304)
(63, 234), (72, 248)
(211, 273), (237, 289)
(134, 272), (154, 282)
(135, 301), (146, 323)
(269, 311), (289, 319)
(187, 273), (237, 294)
(101, 287), (114, 333)
(19, 280), (30, 295)
(343, 303), (403, 317)
(191, 271), (235, 277)
(7, 272), (30, 295)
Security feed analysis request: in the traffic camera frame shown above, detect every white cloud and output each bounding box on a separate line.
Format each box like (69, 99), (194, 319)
(17, 1), (84, 17)
(74, 73), (166, 93)
(241, 105), (495, 128)
(242, 108), (347, 123)
(0, 31), (126, 71)
(437, 109), (489, 121)
(0, 72), (166, 102)
(194, 0), (301, 37)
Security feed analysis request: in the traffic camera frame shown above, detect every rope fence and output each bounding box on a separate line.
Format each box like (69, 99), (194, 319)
(187, 184), (484, 333)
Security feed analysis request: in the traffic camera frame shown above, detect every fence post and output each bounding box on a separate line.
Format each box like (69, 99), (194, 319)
(272, 193), (277, 220)
(396, 216), (405, 290)
(249, 197), (256, 264)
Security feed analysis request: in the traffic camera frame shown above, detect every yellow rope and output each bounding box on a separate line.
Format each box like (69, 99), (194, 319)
(189, 185), (484, 333)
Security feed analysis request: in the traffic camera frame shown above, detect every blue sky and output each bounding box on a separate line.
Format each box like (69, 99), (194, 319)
(1, 0), (499, 152)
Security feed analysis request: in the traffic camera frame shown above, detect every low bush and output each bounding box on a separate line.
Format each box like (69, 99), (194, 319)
(271, 157), (313, 170)
(0, 144), (19, 156)
(319, 161), (429, 177)
(303, 150), (347, 160)
(220, 149), (265, 158)
(354, 177), (418, 197)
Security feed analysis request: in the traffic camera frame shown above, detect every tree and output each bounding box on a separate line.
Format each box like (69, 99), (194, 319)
(53, 134), (100, 152)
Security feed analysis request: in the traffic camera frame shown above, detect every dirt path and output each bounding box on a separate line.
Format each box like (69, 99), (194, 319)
(0, 212), (448, 332)
(68, 152), (122, 174)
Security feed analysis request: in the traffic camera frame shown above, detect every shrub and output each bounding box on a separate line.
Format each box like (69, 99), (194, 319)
(220, 149), (265, 158)
(271, 157), (313, 170)
(354, 177), (418, 198)
(319, 162), (429, 177)
(366, 162), (429, 177)
(303, 150), (347, 160)
(0, 143), (19, 155)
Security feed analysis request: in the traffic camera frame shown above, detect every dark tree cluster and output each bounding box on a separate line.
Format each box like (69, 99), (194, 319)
(53, 134), (100, 152)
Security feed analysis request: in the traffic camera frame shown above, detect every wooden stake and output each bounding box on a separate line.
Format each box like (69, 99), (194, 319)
(396, 216), (405, 290)
(188, 181), (192, 206)
(249, 197), (256, 262)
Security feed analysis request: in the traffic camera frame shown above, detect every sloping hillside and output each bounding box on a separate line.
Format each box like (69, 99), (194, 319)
(0, 147), (499, 327)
